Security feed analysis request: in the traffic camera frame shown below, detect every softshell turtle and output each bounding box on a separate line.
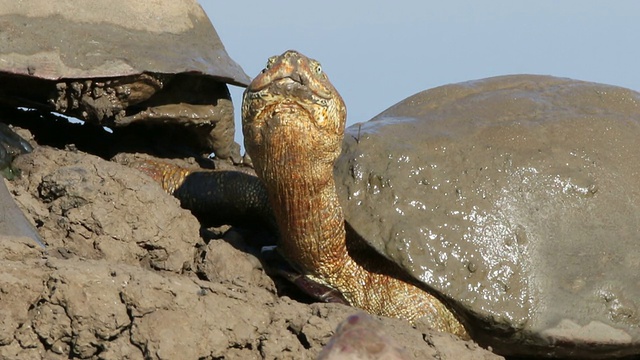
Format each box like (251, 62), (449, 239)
(0, 0), (249, 161)
(136, 51), (640, 358)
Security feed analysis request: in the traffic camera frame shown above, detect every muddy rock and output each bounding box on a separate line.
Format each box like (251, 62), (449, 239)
(11, 147), (201, 272)
(0, 141), (501, 359)
(0, 0), (250, 161)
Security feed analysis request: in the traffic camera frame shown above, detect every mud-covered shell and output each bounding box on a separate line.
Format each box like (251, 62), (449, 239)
(334, 75), (640, 358)
(0, 0), (249, 86)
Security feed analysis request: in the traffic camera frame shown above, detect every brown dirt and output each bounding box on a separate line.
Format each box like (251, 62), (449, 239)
(0, 128), (502, 359)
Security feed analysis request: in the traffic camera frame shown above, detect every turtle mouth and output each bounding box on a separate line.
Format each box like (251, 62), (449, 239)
(246, 77), (331, 105)
(247, 75), (332, 101)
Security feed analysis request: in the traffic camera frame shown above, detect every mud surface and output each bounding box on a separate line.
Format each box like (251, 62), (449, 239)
(0, 132), (500, 359)
(335, 75), (640, 358)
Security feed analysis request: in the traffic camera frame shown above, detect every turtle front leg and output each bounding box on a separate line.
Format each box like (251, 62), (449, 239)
(125, 159), (275, 231)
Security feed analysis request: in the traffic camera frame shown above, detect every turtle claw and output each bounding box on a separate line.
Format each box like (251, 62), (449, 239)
(286, 272), (349, 305)
(261, 245), (349, 305)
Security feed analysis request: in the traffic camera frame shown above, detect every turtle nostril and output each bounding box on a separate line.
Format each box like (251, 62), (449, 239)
(284, 50), (300, 58)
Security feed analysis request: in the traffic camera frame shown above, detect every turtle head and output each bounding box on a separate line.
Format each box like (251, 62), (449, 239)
(242, 50), (346, 170)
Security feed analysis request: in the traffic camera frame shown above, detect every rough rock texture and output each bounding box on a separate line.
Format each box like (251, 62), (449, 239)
(0, 144), (501, 359)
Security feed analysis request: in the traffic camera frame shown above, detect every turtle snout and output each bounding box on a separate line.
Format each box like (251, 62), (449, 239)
(287, 73), (304, 86)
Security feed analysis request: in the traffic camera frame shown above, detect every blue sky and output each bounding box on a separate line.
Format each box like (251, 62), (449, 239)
(201, 1), (640, 149)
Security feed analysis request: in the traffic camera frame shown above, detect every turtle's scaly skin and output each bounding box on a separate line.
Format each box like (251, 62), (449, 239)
(242, 50), (465, 336)
(130, 160), (191, 194)
(129, 159), (275, 230)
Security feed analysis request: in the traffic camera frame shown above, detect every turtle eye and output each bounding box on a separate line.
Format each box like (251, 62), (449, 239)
(312, 61), (323, 75)
(265, 56), (277, 70)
